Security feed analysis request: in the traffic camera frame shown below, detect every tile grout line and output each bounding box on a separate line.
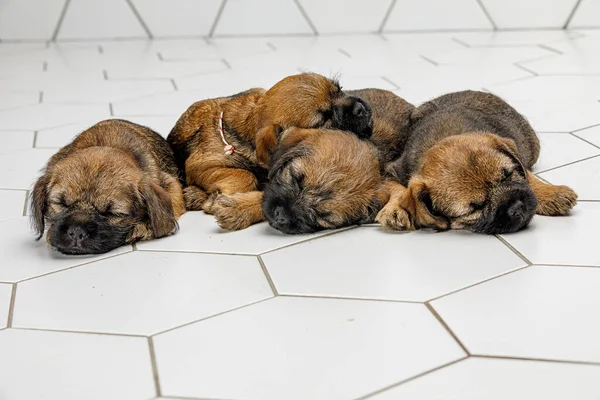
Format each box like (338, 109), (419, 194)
(259, 226), (357, 256)
(221, 58), (231, 69)
(11, 326), (148, 338)
(38, 91), (44, 104)
(381, 76), (400, 90)
(425, 303), (470, 355)
(338, 48), (352, 58)
(537, 263), (600, 269)
(21, 190), (29, 216)
(137, 248), (257, 257)
(16, 249), (134, 284)
(109, 103), (114, 116)
(472, 354), (600, 367)
(563, 0), (584, 29)
(569, 132), (600, 151)
(51, 0), (72, 41)
(495, 235), (533, 265)
(292, 0), (318, 35)
(538, 43), (563, 55)
(148, 337), (162, 397)
(426, 264), (532, 303)
(170, 78), (178, 91)
(256, 255), (279, 296)
(208, 0), (228, 38)
(354, 356), (469, 400)
(125, 0), (153, 39)
(571, 121), (600, 134)
(151, 296), (275, 337)
(6, 284), (17, 328)
(513, 62), (538, 76)
(452, 37), (471, 48)
(279, 293), (423, 304)
(378, 0), (397, 33)
(536, 153), (600, 174)
(476, 0), (497, 30)
(419, 54), (439, 66)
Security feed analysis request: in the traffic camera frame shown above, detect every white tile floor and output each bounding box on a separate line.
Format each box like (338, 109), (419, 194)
(0, 31), (599, 400)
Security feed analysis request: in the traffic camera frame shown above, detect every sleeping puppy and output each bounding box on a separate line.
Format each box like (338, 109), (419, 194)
(31, 119), (185, 255)
(167, 72), (373, 214)
(211, 88), (413, 233)
(376, 90), (578, 234)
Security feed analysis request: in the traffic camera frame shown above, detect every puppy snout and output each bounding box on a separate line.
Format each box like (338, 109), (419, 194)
(507, 199), (525, 219)
(273, 206), (290, 226)
(352, 101), (367, 117)
(67, 225), (89, 246)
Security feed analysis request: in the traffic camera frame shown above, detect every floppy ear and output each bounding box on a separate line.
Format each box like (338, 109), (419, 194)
(30, 173), (51, 240)
(256, 124), (284, 168)
(404, 178), (449, 231)
(494, 136), (527, 176)
(139, 180), (178, 238)
(267, 128), (314, 180)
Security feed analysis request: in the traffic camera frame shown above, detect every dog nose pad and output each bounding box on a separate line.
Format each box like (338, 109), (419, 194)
(507, 200), (525, 219)
(352, 101), (366, 117)
(67, 225), (88, 245)
(273, 206), (289, 225)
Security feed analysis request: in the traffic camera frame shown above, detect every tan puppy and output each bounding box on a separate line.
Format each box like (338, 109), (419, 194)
(31, 119), (185, 254)
(377, 90), (577, 234)
(167, 73), (374, 214)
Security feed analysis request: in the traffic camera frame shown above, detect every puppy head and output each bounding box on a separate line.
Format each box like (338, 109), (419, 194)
(255, 73), (373, 165)
(405, 133), (537, 234)
(30, 147), (177, 255)
(262, 128), (384, 234)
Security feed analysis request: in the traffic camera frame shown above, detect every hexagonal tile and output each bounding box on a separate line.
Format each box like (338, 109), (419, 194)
(500, 202), (599, 266)
(0, 0), (65, 40)
(0, 329), (154, 400)
(0, 217), (132, 283)
(453, 30), (582, 47)
(489, 75), (600, 103)
(370, 357), (600, 400)
(0, 190), (26, 221)
(13, 251), (272, 335)
(0, 103), (110, 131)
(0, 284), (12, 328)
(570, 0), (600, 28)
(299, 0), (393, 33)
(0, 91), (39, 110)
(0, 148), (55, 190)
(106, 58), (228, 80)
(262, 227), (524, 301)
(0, 130), (34, 154)
(137, 212), (343, 255)
(153, 297), (465, 400)
(480, 0), (578, 29)
(420, 46), (554, 67)
(539, 156), (600, 200)
(532, 133), (600, 173)
(575, 124), (600, 148)
(432, 266), (600, 363)
(43, 79), (174, 104)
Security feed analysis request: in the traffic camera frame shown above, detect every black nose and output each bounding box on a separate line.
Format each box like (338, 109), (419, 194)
(273, 206), (289, 226)
(507, 200), (525, 219)
(352, 101), (366, 117)
(67, 225), (88, 246)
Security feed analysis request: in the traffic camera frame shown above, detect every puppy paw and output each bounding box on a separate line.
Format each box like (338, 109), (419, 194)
(202, 192), (220, 215)
(183, 186), (208, 211)
(213, 195), (254, 230)
(375, 203), (414, 231)
(537, 185), (578, 216)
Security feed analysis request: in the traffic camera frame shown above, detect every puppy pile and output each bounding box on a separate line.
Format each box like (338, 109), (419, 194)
(31, 73), (578, 255)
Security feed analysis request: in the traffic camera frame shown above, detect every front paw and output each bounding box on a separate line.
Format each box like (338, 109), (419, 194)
(202, 192), (220, 215)
(375, 202), (414, 231)
(537, 185), (578, 216)
(213, 195), (254, 230)
(183, 186), (208, 211)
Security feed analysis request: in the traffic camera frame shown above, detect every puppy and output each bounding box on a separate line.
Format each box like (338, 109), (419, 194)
(376, 90), (578, 234)
(167, 73), (373, 214)
(31, 119), (185, 255)
(212, 89), (413, 233)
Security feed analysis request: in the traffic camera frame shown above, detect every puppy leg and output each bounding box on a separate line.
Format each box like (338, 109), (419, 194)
(183, 186), (209, 211)
(161, 172), (186, 217)
(213, 191), (264, 230)
(527, 172), (577, 216)
(375, 181), (416, 231)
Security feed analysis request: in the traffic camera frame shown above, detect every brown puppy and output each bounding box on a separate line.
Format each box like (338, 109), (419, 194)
(211, 88), (413, 233)
(376, 90), (577, 234)
(31, 119), (185, 255)
(167, 73), (373, 214)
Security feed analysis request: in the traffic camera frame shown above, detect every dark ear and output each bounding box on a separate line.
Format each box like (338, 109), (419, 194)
(30, 173), (51, 240)
(495, 136), (527, 176)
(267, 128), (313, 180)
(140, 180), (178, 238)
(256, 124), (283, 168)
(406, 178), (449, 231)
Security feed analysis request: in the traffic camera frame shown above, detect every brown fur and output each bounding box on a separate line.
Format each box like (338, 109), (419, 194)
(31, 119), (185, 254)
(377, 91), (577, 234)
(167, 73), (373, 215)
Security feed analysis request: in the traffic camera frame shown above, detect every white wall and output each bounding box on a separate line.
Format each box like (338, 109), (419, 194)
(0, 0), (597, 41)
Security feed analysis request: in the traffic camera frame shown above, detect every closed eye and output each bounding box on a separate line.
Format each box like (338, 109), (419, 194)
(320, 109), (333, 122)
(470, 201), (485, 211)
(500, 168), (513, 182)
